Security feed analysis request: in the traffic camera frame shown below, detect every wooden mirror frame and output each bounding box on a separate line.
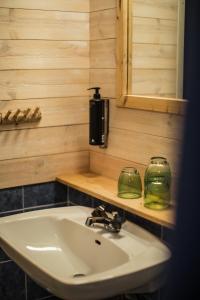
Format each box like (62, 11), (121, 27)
(116, 0), (187, 115)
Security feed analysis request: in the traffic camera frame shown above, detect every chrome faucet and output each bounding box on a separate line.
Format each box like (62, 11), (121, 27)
(85, 205), (124, 233)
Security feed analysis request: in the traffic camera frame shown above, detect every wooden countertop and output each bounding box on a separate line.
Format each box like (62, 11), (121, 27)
(57, 173), (175, 228)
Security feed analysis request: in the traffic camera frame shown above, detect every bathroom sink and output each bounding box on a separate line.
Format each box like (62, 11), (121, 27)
(0, 206), (170, 300)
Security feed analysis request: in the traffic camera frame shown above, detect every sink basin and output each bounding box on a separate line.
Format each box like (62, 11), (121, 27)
(0, 206), (170, 300)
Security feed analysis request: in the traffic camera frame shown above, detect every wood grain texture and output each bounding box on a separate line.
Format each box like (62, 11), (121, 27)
(132, 0), (178, 20)
(0, 0), (90, 189)
(133, 17), (177, 44)
(176, 0), (185, 98)
(57, 172), (175, 228)
(109, 99), (184, 140)
(132, 44), (176, 69)
(124, 95), (186, 115)
(116, 0), (129, 106)
(0, 0), (90, 12)
(0, 97), (88, 131)
(0, 40), (89, 70)
(0, 151), (89, 189)
(91, 127), (181, 176)
(0, 8), (89, 40)
(90, 39), (116, 68)
(90, 0), (117, 12)
(132, 69), (176, 97)
(90, 8), (116, 40)
(0, 124), (88, 161)
(90, 69), (116, 98)
(115, 0), (185, 109)
(90, 150), (146, 181)
(130, 1), (179, 99)
(0, 69), (89, 100)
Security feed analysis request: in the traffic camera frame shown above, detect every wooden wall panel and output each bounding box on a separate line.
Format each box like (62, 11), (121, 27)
(109, 100), (184, 140)
(90, 9), (116, 40)
(0, 124), (88, 161)
(133, 0), (178, 20)
(0, 40), (89, 70)
(0, 151), (89, 189)
(132, 69), (176, 97)
(0, 97), (88, 131)
(0, 0), (90, 189)
(90, 151), (146, 181)
(0, 69), (89, 100)
(0, 8), (89, 40)
(133, 17), (177, 44)
(131, 0), (178, 98)
(89, 0), (184, 202)
(90, 39), (116, 68)
(132, 44), (176, 69)
(90, 0), (116, 12)
(90, 69), (116, 98)
(89, 1), (116, 100)
(0, 0), (89, 12)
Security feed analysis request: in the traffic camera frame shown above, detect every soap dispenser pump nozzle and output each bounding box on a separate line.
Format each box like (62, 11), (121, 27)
(88, 87), (101, 100)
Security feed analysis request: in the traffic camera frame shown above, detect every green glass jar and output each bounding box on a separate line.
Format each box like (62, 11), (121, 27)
(118, 167), (142, 199)
(144, 157), (171, 210)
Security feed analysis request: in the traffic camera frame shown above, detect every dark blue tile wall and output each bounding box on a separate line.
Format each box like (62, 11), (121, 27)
(69, 187), (93, 207)
(0, 261), (26, 300)
(0, 187), (23, 214)
(161, 226), (175, 250)
(0, 247), (10, 263)
(0, 182), (173, 300)
(26, 275), (50, 300)
(125, 212), (162, 238)
(24, 182), (67, 209)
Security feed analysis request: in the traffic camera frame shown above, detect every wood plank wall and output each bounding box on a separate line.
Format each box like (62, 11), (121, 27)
(131, 0), (178, 97)
(0, 0), (90, 189)
(89, 0), (184, 201)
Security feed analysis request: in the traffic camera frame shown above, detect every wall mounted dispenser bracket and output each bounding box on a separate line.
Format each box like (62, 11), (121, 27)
(88, 87), (109, 148)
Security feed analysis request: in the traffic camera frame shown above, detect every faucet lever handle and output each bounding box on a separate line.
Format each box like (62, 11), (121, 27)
(112, 211), (119, 218)
(111, 211), (122, 223)
(92, 205), (108, 218)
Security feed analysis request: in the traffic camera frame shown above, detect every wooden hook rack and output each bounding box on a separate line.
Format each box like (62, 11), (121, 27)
(0, 107), (42, 126)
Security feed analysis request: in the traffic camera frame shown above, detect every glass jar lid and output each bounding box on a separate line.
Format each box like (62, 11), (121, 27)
(121, 167), (139, 175)
(150, 157), (168, 164)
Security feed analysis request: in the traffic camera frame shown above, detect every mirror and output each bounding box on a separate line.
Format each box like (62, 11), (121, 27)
(116, 0), (187, 114)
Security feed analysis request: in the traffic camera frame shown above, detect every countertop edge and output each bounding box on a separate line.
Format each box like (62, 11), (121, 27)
(56, 173), (175, 229)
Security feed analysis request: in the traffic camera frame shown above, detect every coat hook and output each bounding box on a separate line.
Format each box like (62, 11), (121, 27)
(12, 109), (21, 124)
(0, 107), (42, 126)
(23, 108), (31, 121)
(3, 110), (12, 123)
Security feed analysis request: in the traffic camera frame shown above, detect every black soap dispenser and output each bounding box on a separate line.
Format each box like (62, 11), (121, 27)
(88, 87), (109, 147)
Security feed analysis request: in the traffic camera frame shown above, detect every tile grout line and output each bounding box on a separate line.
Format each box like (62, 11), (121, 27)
(158, 287), (161, 300)
(67, 185), (70, 206)
(22, 201), (69, 211)
(0, 201), (69, 217)
(22, 186), (25, 212)
(161, 226), (164, 240)
(0, 208), (24, 217)
(25, 273), (28, 300)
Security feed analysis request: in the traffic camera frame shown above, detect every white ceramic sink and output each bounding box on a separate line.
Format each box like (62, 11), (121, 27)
(0, 206), (170, 300)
